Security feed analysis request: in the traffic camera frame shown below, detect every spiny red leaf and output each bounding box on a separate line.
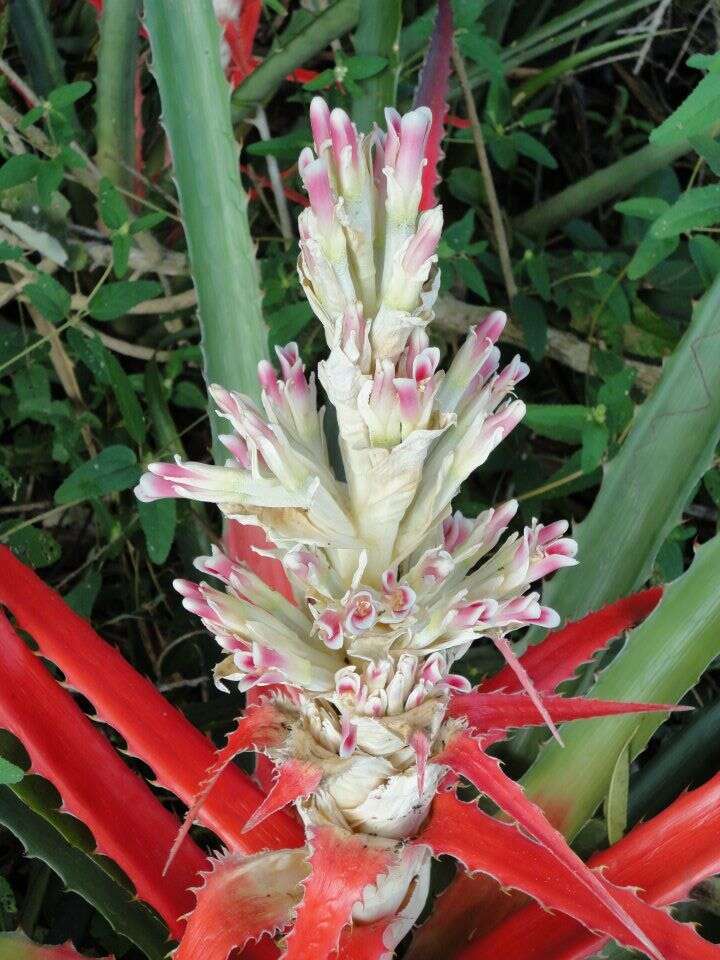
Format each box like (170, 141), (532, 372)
(0, 612), (205, 937)
(491, 634), (562, 743)
(448, 690), (680, 738)
(0, 546), (303, 854)
(481, 587), (663, 696)
(165, 702), (290, 874)
(419, 792), (717, 960)
(337, 918), (395, 960)
(281, 827), (394, 960)
(0, 932), (110, 960)
(438, 733), (661, 960)
(176, 849), (307, 960)
(243, 759), (322, 834)
(459, 771), (720, 960)
(413, 0), (453, 210)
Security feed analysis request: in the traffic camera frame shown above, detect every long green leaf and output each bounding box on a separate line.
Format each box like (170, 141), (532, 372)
(522, 533), (720, 839)
(0, 786), (169, 959)
(144, 0), (267, 457)
(95, 0), (142, 190)
(351, 0), (402, 131)
(527, 274), (720, 637)
(232, 0), (360, 125)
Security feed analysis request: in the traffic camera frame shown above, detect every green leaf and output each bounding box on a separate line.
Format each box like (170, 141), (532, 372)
(523, 404), (589, 444)
(604, 740), (630, 846)
(614, 196), (669, 220)
(88, 280), (163, 321)
(67, 330), (146, 443)
(524, 251), (551, 300)
(54, 446), (140, 504)
(580, 420), (609, 472)
(689, 234), (720, 286)
(627, 232), (678, 280)
(513, 292), (547, 360)
(246, 130), (311, 159)
(18, 104), (45, 130)
(651, 185), (720, 238)
(138, 498), (177, 565)
(523, 533), (720, 840)
(111, 231), (131, 278)
(48, 80), (92, 109)
(0, 758), (23, 786)
(172, 380), (207, 410)
(444, 210), (475, 252)
(0, 787), (168, 958)
(23, 273), (71, 324)
(36, 157), (64, 207)
(13, 366), (51, 421)
(345, 54), (388, 80)
(0, 155), (41, 190)
(129, 210), (168, 234)
(511, 131), (557, 169)
(98, 177), (129, 231)
(268, 302), (313, 352)
(458, 33), (504, 79)
(64, 570), (102, 619)
(688, 134), (720, 176)
(650, 70), (720, 145)
(0, 525), (61, 570)
(302, 68), (335, 91)
(0, 240), (24, 261)
(454, 257), (490, 302)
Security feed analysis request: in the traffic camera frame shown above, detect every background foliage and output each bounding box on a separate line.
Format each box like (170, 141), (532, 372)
(1, 0), (720, 955)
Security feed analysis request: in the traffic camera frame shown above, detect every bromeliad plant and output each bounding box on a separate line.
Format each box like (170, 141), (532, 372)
(116, 96), (707, 958)
(1, 42), (719, 960)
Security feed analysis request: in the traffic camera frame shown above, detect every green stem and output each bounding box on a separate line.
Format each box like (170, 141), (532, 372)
(144, 0), (268, 460)
(231, 0), (361, 125)
(95, 0), (141, 192)
(522, 534), (720, 840)
(514, 137), (702, 236)
(351, 0), (402, 131)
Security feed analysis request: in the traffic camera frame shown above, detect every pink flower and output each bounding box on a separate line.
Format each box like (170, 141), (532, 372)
(344, 591), (378, 632)
(316, 609), (343, 650)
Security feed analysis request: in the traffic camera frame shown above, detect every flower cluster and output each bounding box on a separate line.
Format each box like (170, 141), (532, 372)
(136, 97), (576, 935)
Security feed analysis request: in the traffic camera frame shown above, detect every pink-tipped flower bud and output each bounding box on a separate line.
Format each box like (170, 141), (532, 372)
(309, 97), (332, 153)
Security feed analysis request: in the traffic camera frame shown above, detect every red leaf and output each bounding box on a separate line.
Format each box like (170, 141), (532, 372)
(176, 849), (308, 960)
(458, 771), (720, 960)
(225, 521), (293, 602)
(448, 690), (680, 737)
(225, 0), (262, 87)
(0, 932), (110, 960)
(491, 634), (563, 743)
(0, 546), (303, 855)
(438, 733), (662, 960)
(281, 827), (394, 960)
(337, 918), (395, 960)
(419, 793), (717, 960)
(413, 0), (453, 210)
(0, 612), (205, 937)
(481, 587), (663, 695)
(243, 759), (322, 834)
(165, 702), (290, 874)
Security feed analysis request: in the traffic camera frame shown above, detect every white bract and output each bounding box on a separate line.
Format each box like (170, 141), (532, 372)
(135, 98), (576, 932)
